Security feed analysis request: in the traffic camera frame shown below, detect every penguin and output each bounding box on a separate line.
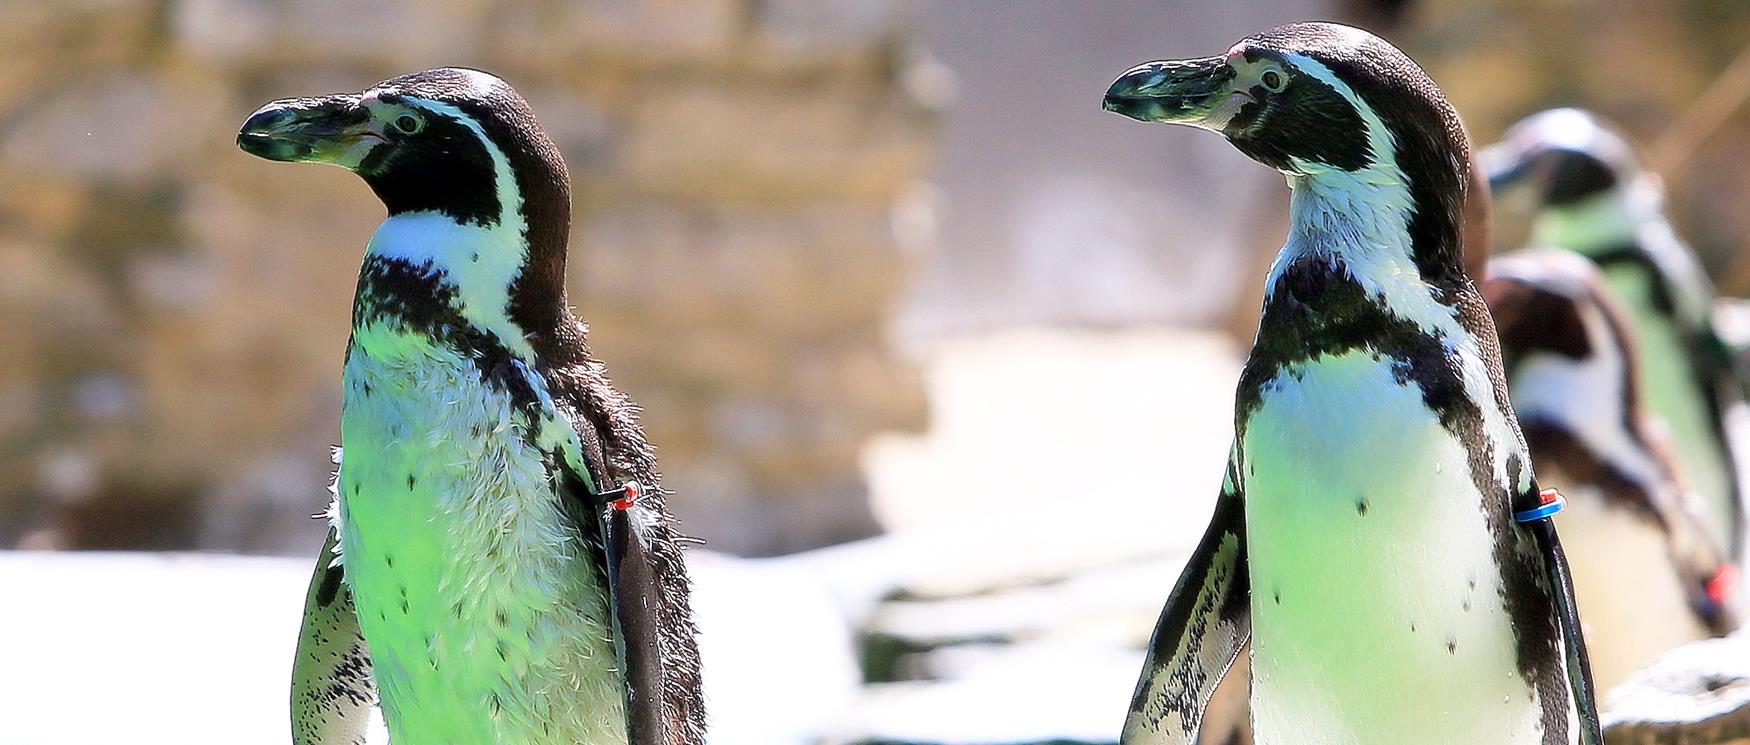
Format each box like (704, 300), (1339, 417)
(1103, 23), (1601, 744)
(238, 68), (705, 745)
(1482, 108), (1748, 558)
(1483, 249), (1739, 691)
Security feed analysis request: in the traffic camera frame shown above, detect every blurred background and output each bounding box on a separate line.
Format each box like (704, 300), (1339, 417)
(3, 0), (1749, 743)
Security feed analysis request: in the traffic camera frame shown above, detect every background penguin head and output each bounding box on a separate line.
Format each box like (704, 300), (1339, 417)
(1481, 108), (1640, 209)
(1482, 250), (1614, 376)
(237, 67), (568, 227)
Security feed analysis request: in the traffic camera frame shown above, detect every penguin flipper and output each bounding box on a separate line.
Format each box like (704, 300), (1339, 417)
(1526, 504), (1604, 745)
(1122, 453), (1251, 745)
(600, 496), (669, 745)
(548, 411), (669, 745)
(291, 519), (378, 745)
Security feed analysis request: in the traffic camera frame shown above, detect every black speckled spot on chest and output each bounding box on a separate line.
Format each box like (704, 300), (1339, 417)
(351, 255), (542, 421)
(1239, 255), (1468, 432)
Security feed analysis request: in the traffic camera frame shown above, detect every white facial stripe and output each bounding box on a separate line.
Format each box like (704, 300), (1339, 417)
(425, 99), (525, 225)
(1201, 92), (1254, 131)
(1268, 52), (1414, 312)
(363, 99), (534, 359)
(332, 136), (385, 171)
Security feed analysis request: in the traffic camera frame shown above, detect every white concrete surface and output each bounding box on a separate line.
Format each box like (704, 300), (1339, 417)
(0, 549), (863, 745)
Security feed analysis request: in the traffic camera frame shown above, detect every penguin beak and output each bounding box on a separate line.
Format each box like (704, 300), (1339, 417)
(237, 94), (382, 169)
(1478, 140), (1534, 193)
(1103, 56), (1240, 128)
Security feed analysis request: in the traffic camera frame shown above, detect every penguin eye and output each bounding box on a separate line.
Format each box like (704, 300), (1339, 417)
(1260, 68), (1287, 93)
(392, 113), (424, 135)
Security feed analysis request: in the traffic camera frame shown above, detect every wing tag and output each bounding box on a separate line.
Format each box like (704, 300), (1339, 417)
(1514, 487), (1566, 523)
(599, 480), (642, 511)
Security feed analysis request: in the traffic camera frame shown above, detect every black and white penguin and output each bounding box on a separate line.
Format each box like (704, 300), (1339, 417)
(1104, 23), (1600, 744)
(239, 68), (705, 745)
(1483, 249), (1738, 691)
(1483, 108), (1748, 558)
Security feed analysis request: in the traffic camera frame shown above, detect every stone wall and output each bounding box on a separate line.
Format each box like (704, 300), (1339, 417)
(0, 0), (935, 556)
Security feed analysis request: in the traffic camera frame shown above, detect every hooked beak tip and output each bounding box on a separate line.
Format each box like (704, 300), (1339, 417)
(235, 95), (368, 164)
(237, 101), (313, 162)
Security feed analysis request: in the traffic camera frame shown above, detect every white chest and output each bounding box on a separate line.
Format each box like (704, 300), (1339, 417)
(1241, 351), (1555, 745)
(336, 326), (626, 745)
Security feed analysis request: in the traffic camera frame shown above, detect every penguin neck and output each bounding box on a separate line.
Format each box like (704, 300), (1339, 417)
(358, 135), (575, 365)
(362, 210), (540, 359)
(1270, 165), (1467, 335)
(1530, 177), (1661, 254)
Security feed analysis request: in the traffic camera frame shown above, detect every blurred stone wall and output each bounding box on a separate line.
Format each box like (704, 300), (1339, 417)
(0, 0), (935, 556)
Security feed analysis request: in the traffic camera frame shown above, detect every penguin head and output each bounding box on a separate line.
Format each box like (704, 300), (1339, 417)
(1479, 108), (1638, 208)
(238, 67), (568, 228)
(1482, 250), (1607, 372)
(1103, 22), (1467, 181)
(1104, 22), (1471, 279)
